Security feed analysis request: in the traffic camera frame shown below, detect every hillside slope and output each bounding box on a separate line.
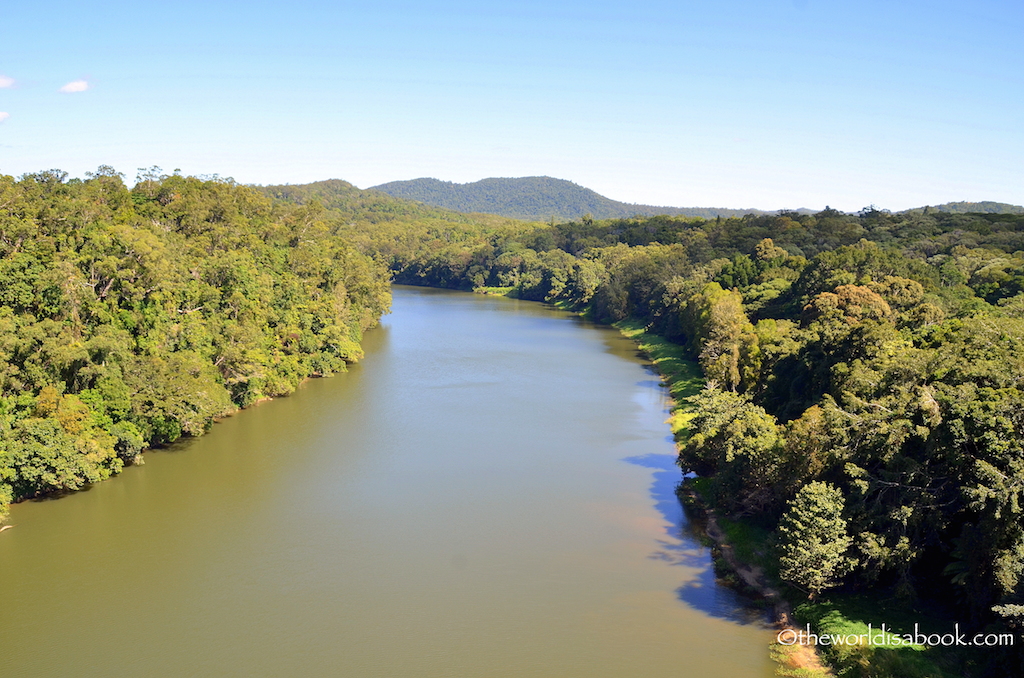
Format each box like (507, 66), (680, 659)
(369, 176), (764, 221)
(910, 200), (1024, 215)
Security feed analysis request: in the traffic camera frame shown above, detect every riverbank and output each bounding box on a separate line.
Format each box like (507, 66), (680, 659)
(0, 367), (351, 526)
(612, 318), (833, 677)
(678, 482), (833, 677)
(612, 318), (982, 678)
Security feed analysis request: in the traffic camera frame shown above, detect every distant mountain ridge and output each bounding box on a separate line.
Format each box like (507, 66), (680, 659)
(369, 176), (769, 221)
(909, 200), (1024, 215)
(294, 175), (1024, 222)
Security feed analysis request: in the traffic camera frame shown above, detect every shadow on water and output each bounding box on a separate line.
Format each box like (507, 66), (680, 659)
(143, 434), (203, 456)
(623, 451), (771, 626)
(24, 437), (200, 504)
(635, 378), (663, 390)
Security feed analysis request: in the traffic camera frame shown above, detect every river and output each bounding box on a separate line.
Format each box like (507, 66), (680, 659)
(0, 286), (775, 677)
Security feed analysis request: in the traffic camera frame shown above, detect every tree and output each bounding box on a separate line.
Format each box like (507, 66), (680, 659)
(777, 481), (854, 598)
(678, 387), (784, 514)
(684, 282), (760, 392)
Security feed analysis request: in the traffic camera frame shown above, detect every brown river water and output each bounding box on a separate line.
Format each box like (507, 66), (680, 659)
(0, 286), (775, 677)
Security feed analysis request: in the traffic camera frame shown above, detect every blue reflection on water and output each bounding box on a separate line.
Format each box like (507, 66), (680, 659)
(622, 451), (770, 627)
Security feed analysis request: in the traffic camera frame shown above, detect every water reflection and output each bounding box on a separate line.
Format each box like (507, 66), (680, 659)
(622, 451), (770, 625)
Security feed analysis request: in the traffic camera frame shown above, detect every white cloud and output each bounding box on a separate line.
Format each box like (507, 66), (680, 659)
(0, 112), (9, 123)
(0, 76), (13, 89)
(59, 79), (89, 93)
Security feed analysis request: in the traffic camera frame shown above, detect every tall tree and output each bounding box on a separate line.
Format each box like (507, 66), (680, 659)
(777, 481), (854, 598)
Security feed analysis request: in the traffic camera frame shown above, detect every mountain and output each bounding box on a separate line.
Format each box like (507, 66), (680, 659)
(257, 178), (523, 229)
(368, 176), (766, 221)
(269, 177), (1024, 223)
(907, 200), (1024, 215)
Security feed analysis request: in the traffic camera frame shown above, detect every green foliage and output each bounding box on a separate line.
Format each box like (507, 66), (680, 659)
(919, 201), (1024, 215)
(794, 596), (970, 678)
(684, 283), (760, 392)
(0, 168), (392, 517)
(679, 388), (786, 515)
(778, 482), (854, 598)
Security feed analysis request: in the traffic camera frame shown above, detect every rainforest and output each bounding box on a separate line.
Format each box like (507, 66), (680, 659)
(3, 168), (1024, 677)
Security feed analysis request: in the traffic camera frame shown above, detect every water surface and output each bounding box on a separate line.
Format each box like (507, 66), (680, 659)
(0, 286), (774, 677)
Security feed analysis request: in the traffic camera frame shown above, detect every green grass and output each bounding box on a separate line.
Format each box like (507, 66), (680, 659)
(716, 515), (779, 580)
(794, 595), (975, 678)
(769, 643), (834, 678)
(472, 285), (516, 296)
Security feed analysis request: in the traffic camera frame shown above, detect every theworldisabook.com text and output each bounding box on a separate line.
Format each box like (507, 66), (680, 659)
(777, 624), (1016, 648)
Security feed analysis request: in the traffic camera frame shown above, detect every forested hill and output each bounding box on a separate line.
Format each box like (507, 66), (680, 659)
(259, 178), (519, 226)
(370, 176), (1024, 222)
(369, 176), (766, 221)
(911, 200), (1024, 215)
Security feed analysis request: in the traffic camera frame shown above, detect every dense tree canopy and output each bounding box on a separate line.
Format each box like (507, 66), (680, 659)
(0, 168), (391, 518)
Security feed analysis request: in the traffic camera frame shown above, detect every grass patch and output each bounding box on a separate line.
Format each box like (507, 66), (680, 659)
(472, 285), (516, 296)
(770, 642), (834, 678)
(716, 515), (779, 580)
(794, 595), (975, 678)
(550, 299), (578, 311)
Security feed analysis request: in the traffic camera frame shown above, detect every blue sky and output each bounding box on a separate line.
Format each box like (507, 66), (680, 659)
(1, 0), (1021, 211)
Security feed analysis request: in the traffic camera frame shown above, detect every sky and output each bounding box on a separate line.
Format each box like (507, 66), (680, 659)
(0, 0), (1021, 212)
